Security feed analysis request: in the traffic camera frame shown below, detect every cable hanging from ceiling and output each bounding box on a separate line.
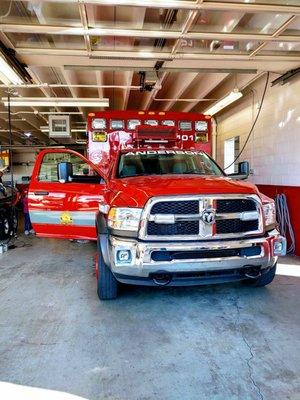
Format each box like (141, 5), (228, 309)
(224, 71), (270, 171)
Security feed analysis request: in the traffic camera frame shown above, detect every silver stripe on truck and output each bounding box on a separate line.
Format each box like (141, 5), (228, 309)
(30, 211), (96, 227)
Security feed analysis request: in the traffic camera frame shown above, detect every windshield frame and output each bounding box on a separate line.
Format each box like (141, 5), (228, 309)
(115, 150), (225, 179)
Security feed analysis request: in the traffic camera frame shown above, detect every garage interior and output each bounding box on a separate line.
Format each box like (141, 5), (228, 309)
(0, 0), (300, 399)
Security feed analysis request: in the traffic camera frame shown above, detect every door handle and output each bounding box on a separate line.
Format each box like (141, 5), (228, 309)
(34, 191), (49, 195)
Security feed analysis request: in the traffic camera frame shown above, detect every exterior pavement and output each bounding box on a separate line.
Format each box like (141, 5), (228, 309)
(0, 236), (299, 400)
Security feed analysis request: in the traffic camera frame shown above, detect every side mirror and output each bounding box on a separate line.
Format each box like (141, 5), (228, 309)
(228, 161), (250, 180)
(238, 161), (250, 176)
(58, 162), (73, 183)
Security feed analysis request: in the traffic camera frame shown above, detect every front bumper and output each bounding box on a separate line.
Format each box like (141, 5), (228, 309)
(107, 229), (286, 286)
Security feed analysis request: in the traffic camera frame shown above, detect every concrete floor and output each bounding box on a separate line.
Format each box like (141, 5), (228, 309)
(0, 236), (300, 400)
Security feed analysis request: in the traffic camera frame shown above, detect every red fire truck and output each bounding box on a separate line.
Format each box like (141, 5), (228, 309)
(28, 110), (286, 300)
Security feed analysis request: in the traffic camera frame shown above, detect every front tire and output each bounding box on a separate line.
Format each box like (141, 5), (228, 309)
(97, 238), (118, 300)
(248, 263), (277, 287)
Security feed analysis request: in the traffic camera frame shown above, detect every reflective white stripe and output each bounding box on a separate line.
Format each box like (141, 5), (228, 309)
(30, 211), (96, 227)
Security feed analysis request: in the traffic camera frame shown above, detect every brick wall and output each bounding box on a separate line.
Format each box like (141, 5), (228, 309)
(215, 73), (300, 255)
(216, 73), (300, 186)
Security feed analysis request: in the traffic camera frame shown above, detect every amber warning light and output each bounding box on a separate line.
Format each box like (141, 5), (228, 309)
(92, 132), (107, 142)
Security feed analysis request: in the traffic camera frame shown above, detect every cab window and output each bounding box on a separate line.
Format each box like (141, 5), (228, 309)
(110, 120), (124, 130)
(117, 151), (223, 178)
(38, 152), (91, 182)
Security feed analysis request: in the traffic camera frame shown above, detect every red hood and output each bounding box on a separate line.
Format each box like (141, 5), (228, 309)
(107, 175), (260, 207)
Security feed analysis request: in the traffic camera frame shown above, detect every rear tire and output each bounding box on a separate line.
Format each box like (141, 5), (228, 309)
(0, 208), (13, 244)
(248, 263), (277, 287)
(97, 237), (118, 300)
(12, 208), (18, 233)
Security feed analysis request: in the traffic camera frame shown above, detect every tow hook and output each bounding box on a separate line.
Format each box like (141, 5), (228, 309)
(244, 267), (262, 279)
(151, 272), (172, 286)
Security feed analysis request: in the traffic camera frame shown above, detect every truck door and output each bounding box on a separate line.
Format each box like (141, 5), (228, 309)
(29, 149), (106, 240)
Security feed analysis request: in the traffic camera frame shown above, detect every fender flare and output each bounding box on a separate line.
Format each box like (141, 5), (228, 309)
(96, 212), (110, 267)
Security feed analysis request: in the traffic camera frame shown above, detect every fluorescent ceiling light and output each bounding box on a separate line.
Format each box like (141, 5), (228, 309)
(40, 127), (86, 133)
(204, 90), (243, 116)
(0, 129), (20, 133)
(0, 55), (23, 85)
(71, 128), (86, 132)
(2, 97), (109, 107)
(4, 118), (26, 122)
(39, 111), (84, 115)
(223, 44), (235, 50)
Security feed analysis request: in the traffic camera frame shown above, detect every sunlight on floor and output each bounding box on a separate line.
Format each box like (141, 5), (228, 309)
(0, 382), (87, 400)
(277, 256), (300, 277)
(277, 265), (300, 277)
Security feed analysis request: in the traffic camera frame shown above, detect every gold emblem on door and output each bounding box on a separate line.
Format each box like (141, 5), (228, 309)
(60, 212), (73, 225)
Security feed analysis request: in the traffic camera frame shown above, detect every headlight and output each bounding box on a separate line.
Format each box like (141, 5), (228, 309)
(263, 201), (276, 228)
(108, 207), (142, 231)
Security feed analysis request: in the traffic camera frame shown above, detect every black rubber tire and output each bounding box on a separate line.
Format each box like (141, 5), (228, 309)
(12, 208), (18, 233)
(248, 263), (277, 287)
(97, 238), (118, 300)
(0, 208), (13, 244)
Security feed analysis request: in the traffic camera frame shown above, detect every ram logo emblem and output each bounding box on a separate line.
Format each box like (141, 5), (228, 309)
(201, 209), (216, 225)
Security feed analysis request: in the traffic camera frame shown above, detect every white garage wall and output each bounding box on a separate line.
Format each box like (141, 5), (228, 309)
(215, 73), (300, 186)
(11, 151), (36, 183)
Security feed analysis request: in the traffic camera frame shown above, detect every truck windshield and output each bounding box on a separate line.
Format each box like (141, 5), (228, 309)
(117, 150), (223, 178)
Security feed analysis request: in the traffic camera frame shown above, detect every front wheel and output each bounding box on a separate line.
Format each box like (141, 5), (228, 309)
(97, 238), (118, 300)
(248, 264), (277, 287)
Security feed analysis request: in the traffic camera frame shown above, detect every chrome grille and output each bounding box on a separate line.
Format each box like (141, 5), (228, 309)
(216, 219), (259, 234)
(216, 199), (257, 213)
(147, 220), (199, 236)
(151, 200), (199, 215)
(141, 195), (263, 241)
(151, 246), (262, 262)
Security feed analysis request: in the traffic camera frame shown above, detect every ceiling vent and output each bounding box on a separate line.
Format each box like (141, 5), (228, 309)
(48, 115), (71, 138)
